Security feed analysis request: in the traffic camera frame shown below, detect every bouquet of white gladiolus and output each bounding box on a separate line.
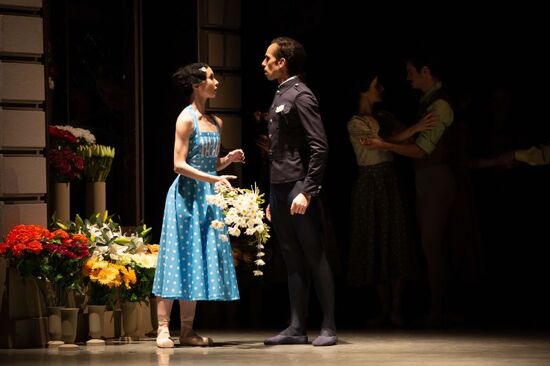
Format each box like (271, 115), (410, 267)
(207, 183), (270, 276)
(79, 144), (115, 182)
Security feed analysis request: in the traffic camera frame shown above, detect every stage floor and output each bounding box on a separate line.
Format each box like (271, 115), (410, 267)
(2, 329), (550, 365)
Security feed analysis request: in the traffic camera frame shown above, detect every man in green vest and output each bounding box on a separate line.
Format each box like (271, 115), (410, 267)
(361, 55), (456, 327)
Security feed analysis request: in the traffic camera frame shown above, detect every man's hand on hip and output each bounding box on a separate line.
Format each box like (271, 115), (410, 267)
(290, 193), (311, 215)
(266, 204), (271, 221)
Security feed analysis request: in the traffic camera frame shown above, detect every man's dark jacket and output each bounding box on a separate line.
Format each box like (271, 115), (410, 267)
(267, 78), (328, 197)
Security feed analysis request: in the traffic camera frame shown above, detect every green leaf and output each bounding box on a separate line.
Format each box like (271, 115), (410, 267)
(139, 227), (152, 237)
(113, 237), (131, 244)
(75, 214), (84, 228)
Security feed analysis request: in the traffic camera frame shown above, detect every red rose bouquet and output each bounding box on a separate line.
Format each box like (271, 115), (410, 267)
(0, 224), (91, 306)
(48, 125), (90, 182)
(0, 224), (51, 277)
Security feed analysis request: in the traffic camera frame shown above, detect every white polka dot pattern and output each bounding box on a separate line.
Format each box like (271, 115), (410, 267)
(152, 105), (240, 301)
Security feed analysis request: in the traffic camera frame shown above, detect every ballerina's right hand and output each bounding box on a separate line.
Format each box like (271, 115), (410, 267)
(217, 175), (237, 187)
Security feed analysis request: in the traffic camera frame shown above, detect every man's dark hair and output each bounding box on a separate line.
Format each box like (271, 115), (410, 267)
(406, 53), (444, 81)
(271, 37), (307, 76)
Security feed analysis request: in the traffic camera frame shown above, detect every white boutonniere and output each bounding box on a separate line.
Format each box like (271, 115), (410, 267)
(275, 104), (285, 113)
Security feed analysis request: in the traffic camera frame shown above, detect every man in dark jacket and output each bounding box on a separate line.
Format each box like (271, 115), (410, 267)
(261, 37), (336, 346)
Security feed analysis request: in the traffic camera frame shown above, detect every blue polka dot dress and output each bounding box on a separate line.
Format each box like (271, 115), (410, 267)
(153, 105), (240, 301)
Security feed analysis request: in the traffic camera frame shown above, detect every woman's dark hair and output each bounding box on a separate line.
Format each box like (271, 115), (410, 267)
(349, 69), (385, 119)
(172, 62), (209, 104)
(354, 71), (379, 95)
(271, 37), (307, 76)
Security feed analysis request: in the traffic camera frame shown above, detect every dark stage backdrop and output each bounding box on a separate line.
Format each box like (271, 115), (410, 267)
(50, 0), (550, 330)
(142, 1), (198, 252)
(240, 1), (550, 329)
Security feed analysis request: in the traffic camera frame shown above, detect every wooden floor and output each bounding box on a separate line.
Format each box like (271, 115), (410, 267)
(2, 329), (550, 365)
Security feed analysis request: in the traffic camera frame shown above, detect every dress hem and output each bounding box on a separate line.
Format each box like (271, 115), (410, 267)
(152, 294), (240, 301)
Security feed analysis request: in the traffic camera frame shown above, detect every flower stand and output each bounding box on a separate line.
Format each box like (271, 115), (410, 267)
(86, 181), (106, 217)
(53, 182), (70, 222)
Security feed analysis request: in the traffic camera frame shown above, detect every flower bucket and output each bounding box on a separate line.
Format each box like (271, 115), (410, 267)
(60, 307), (79, 344)
(47, 306), (65, 347)
(86, 305), (106, 345)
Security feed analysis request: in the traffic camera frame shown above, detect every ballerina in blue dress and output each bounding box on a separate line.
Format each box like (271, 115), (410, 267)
(153, 63), (245, 348)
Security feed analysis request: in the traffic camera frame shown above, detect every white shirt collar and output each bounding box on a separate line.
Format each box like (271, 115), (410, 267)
(278, 75), (299, 88)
